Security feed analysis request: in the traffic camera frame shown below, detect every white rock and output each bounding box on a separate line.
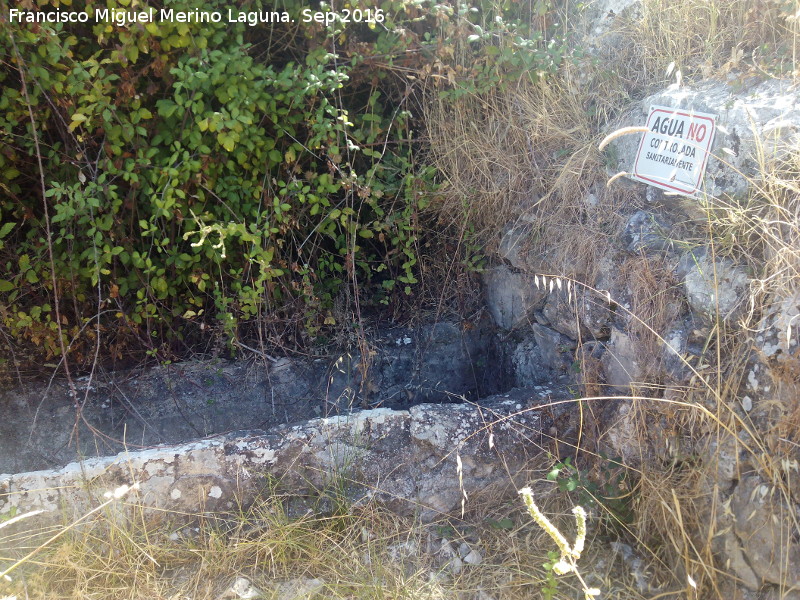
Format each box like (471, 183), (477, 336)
(448, 556), (464, 575)
(463, 549), (483, 565)
(483, 265), (546, 330)
(459, 541), (471, 558)
(229, 576), (264, 599)
(438, 539), (457, 558)
(273, 578), (325, 600)
(681, 248), (749, 325)
(601, 328), (642, 390)
(387, 540), (418, 563)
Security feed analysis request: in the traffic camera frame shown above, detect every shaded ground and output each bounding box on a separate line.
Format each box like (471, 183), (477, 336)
(0, 319), (520, 474)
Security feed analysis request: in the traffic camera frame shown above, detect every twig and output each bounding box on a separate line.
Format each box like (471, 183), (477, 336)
(233, 340), (278, 363)
(9, 32), (78, 403)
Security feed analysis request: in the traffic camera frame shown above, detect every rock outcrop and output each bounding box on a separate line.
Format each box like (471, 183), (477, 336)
(1, 389), (562, 543)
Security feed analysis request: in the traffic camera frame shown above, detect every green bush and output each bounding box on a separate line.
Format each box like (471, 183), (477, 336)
(0, 0), (566, 366)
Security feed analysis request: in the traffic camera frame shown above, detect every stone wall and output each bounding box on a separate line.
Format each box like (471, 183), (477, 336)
(480, 63), (800, 597)
(1, 390), (559, 544)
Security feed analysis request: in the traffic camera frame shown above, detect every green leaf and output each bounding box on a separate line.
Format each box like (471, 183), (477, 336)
(217, 132), (235, 152)
(157, 100), (179, 118)
(0, 280), (13, 292)
(0, 222), (14, 239)
(68, 113), (88, 131)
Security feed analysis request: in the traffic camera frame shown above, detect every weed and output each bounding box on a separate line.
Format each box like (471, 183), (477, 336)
(547, 455), (634, 527)
(541, 549), (562, 600)
(519, 487), (600, 599)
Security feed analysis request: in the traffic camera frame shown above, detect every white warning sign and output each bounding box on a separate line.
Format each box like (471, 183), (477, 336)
(631, 105), (717, 196)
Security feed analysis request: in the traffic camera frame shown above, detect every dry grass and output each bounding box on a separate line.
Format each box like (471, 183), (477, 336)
(420, 0), (800, 594)
(423, 72), (634, 284)
(0, 454), (655, 600)
(4, 2), (800, 600)
(621, 256), (684, 370)
(610, 0), (798, 92)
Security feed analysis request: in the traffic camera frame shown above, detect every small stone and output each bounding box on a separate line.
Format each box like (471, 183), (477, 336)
(273, 578), (325, 600)
(449, 556), (464, 575)
(439, 539), (457, 558)
(360, 527), (373, 542)
(623, 210), (674, 254)
(229, 576), (264, 599)
(463, 549), (483, 565)
(459, 542), (471, 558)
(741, 396), (752, 412)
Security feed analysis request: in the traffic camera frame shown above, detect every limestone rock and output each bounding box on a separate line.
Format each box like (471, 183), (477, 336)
(756, 288), (800, 367)
(601, 328), (643, 390)
(572, 0), (641, 61)
(541, 288), (613, 340)
(660, 320), (702, 384)
(387, 540), (419, 565)
(509, 336), (548, 387)
(463, 548), (483, 566)
(498, 222), (534, 271)
(721, 529), (761, 591)
(508, 325), (576, 387)
(226, 577), (264, 599)
(730, 475), (800, 589)
(623, 210), (675, 255)
(271, 578), (325, 600)
(697, 430), (748, 491)
(532, 324), (576, 372)
(602, 402), (645, 467)
(483, 265), (546, 330)
(1, 394), (552, 538)
(679, 247), (750, 325)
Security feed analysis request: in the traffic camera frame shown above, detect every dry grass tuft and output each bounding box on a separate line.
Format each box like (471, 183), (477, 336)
(621, 256), (684, 368)
(423, 72), (635, 284)
(0, 453), (655, 600)
(612, 0), (799, 90)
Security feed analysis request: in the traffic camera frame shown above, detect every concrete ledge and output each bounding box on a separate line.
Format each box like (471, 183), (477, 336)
(1, 392), (550, 539)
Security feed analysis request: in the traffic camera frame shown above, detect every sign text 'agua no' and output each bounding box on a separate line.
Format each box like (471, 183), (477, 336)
(631, 105), (717, 196)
